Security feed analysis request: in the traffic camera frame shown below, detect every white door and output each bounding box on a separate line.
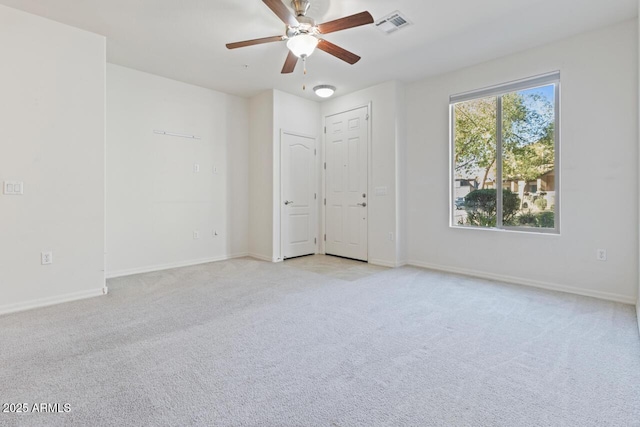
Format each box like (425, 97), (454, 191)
(282, 131), (316, 259)
(324, 106), (368, 261)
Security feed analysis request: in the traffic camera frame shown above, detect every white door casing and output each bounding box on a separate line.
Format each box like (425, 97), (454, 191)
(281, 131), (317, 259)
(324, 106), (369, 261)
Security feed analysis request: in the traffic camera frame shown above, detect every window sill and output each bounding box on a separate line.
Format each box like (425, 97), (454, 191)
(449, 224), (560, 236)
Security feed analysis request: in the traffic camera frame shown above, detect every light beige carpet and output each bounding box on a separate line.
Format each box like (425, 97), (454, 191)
(1, 256), (639, 426)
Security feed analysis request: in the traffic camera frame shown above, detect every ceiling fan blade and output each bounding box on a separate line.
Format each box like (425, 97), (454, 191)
(263, 0), (299, 27)
(226, 35), (284, 49)
(281, 51), (299, 74)
(317, 11), (374, 34)
(317, 40), (361, 65)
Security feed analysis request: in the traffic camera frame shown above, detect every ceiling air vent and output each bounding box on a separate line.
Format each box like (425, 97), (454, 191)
(375, 11), (411, 34)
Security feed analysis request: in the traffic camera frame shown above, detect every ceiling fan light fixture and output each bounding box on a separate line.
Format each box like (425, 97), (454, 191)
(286, 34), (318, 58)
(314, 85), (336, 98)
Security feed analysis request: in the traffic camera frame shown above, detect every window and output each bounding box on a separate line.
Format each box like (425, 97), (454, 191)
(450, 72), (559, 233)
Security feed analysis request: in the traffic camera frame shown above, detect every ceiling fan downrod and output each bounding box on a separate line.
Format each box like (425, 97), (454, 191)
(291, 0), (311, 17)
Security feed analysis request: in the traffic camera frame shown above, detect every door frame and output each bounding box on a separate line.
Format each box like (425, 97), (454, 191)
(321, 102), (372, 260)
(279, 129), (318, 261)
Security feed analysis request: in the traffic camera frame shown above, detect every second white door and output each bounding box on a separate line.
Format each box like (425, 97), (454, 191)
(325, 106), (368, 261)
(282, 131), (316, 259)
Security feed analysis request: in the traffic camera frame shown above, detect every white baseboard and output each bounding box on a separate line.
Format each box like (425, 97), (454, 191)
(407, 260), (636, 305)
(248, 253), (274, 262)
(0, 287), (107, 317)
(106, 253), (249, 279)
(636, 302), (640, 336)
(369, 258), (406, 268)
(368, 259), (395, 268)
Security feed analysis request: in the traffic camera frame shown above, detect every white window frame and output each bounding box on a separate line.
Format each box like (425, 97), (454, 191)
(449, 71), (561, 234)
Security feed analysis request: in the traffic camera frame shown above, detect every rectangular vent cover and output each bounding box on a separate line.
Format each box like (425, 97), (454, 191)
(375, 11), (411, 34)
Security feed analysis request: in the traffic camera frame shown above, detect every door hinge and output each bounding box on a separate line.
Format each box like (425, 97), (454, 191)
(314, 238), (317, 244)
(324, 198), (326, 206)
(324, 162), (326, 170)
(324, 234), (326, 241)
(324, 126), (326, 133)
(314, 149), (316, 155)
(314, 193), (317, 200)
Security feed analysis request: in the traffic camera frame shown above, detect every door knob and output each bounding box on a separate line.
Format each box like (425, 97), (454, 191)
(357, 202), (367, 207)
(284, 200), (293, 205)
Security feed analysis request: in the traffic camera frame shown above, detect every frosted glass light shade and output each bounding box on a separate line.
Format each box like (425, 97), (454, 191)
(286, 34), (318, 58)
(313, 85), (336, 98)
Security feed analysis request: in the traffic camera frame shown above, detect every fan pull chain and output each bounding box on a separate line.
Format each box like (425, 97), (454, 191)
(302, 57), (307, 91)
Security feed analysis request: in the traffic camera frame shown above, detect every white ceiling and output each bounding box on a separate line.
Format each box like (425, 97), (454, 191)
(0, 0), (637, 100)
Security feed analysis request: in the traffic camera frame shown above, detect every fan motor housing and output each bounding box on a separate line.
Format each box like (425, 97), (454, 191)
(287, 15), (316, 37)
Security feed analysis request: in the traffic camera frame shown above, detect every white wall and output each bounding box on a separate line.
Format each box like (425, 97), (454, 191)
(396, 85), (408, 266)
(320, 81), (405, 267)
(249, 91), (275, 261)
(407, 19), (639, 304)
(0, 5), (106, 314)
(106, 65), (249, 277)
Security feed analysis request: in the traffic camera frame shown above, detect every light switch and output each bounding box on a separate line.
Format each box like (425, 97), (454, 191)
(3, 181), (24, 195)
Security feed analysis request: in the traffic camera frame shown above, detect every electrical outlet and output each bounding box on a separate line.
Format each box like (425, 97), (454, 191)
(41, 251), (53, 265)
(596, 249), (607, 261)
(193, 231), (200, 240)
(388, 232), (394, 241)
(193, 163), (200, 173)
(212, 166), (218, 174)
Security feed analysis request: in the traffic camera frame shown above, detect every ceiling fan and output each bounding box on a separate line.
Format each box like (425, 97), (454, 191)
(226, 0), (374, 74)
